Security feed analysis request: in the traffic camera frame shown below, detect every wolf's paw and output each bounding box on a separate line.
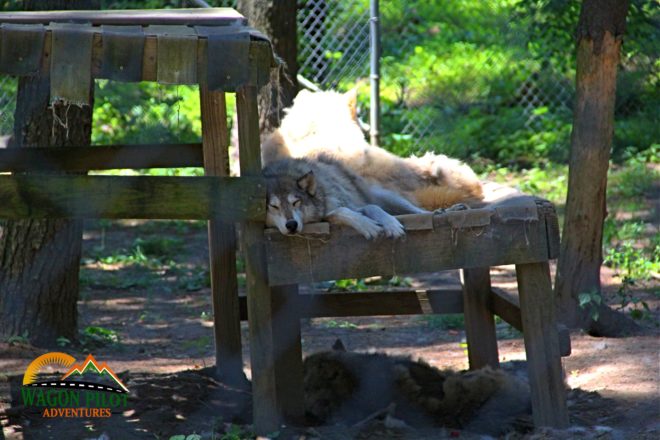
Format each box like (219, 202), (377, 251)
(353, 216), (384, 240)
(434, 203), (470, 215)
(379, 216), (405, 238)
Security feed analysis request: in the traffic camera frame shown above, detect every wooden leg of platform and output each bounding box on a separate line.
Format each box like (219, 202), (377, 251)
(200, 87), (245, 386)
(271, 285), (305, 423)
(237, 86), (280, 434)
(461, 267), (500, 369)
(516, 262), (569, 428)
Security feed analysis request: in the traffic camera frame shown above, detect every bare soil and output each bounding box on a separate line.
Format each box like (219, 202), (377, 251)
(0, 219), (658, 440)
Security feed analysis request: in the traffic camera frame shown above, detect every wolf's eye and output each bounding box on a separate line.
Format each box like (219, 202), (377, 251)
(292, 199), (301, 207)
(269, 204), (279, 210)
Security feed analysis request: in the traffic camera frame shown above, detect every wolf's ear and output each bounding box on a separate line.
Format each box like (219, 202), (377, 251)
(332, 338), (346, 352)
(344, 87), (358, 121)
(297, 170), (316, 196)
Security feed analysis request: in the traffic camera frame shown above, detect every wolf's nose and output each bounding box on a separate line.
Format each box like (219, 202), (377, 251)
(285, 220), (298, 233)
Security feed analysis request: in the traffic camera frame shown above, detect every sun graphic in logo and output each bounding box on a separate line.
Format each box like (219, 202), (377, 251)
(23, 352), (76, 386)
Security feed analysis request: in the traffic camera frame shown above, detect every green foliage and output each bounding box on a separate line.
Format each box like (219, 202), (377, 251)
(604, 242), (659, 282)
(92, 81), (202, 145)
(5, 331), (30, 345)
(169, 435), (202, 440)
(133, 236), (184, 259)
(421, 314), (465, 330)
(177, 267), (211, 292)
(80, 326), (120, 350)
(321, 319), (358, 329)
(328, 278), (368, 292)
(578, 290), (603, 322)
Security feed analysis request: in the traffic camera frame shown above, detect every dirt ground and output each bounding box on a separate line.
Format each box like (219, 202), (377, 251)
(0, 219), (658, 440)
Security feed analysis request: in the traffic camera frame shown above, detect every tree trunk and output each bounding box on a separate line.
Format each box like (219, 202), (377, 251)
(555, 0), (638, 336)
(0, 0), (97, 346)
(236, 0), (298, 132)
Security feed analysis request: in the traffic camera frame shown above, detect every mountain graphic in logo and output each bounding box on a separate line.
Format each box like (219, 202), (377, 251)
(22, 352), (129, 394)
(61, 354), (129, 393)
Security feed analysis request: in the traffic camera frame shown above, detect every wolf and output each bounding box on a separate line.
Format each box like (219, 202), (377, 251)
(263, 155), (426, 239)
(261, 89), (484, 210)
(303, 343), (531, 436)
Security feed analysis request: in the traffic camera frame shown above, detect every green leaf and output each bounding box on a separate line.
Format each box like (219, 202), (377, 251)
(578, 292), (592, 308)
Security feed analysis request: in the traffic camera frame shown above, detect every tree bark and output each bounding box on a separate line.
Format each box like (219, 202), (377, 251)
(236, 0), (298, 132)
(555, 0), (638, 336)
(0, 0), (97, 346)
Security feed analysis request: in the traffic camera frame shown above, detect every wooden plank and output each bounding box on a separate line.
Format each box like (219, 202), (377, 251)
(516, 262), (569, 428)
(200, 86), (244, 385)
(236, 85), (279, 434)
(265, 214), (551, 286)
(18, 31), (271, 89)
(0, 8), (246, 26)
(236, 288), (464, 321)
(491, 287), (571, 357)
(537, 199), (561, 259)
(299, 288), (464, 318)
(461, 267), (499, 369)
(0, 143), (203, 172)
(491, 287), (523, 331)
(271, 285), (304, 423)
(0, 175), (264, 221)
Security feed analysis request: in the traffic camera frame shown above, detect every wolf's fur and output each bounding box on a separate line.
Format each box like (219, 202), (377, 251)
(303, 348), (530, 435)
(261, 89), (484, 210)
(263, 156), (425, 239)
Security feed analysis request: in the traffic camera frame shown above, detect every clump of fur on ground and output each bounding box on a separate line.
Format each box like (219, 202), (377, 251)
(303, 347), (530, 436)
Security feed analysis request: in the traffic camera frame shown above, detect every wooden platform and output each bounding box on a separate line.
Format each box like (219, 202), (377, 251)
(0, 7), (570, 434)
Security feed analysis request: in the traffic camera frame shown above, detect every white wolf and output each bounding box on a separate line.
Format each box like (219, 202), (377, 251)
(261, 89), (484, 210)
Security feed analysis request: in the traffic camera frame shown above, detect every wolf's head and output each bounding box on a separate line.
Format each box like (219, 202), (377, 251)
(263, 163), (324, 235)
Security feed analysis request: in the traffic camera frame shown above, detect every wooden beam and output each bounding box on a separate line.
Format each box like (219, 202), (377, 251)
(200, 87), (245, 385)
(0, 143), (203, 172)
(491, 287), (571, 357)
(237, 85), (279, 435)
(462, 267), (499, 369)
(265, 214), (552, 286)
(19, 31), (270, 92)
(0, 175), (264, 221)
(491, 287), (523, 331)
(271, 285), (304, 423)
(0, 9), (246, 26)
(236, 288), (465, 321)
(516, 262), (569, 428)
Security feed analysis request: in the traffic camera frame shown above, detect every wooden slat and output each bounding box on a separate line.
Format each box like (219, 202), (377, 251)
(237, 85), (279, 435)
(491, 287), (571, 357)
(0, 8), (246, 26)
(17, 31), (270, 90)
(0, 144), (203, 172)
(236, 289), (465, 321)
(516, 262), (569, 428)
(538, 199), (561, 259)
(298, 288), (464, 318)
(200, 86), (244, 385)
(265, 214), (552, 286)
(491, 287), (523, 331)
(271, 285), (304, 423)
(462, 267), (499, 369)
(0, 175), (264, 221)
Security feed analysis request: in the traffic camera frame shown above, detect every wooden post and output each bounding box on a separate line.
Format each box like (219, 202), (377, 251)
(461, 267), (499, 369)
(199, 87), (245, 386)
(236, 85), (280, 434)
(516, 262), (569, 428)
(271, 285), (304, 423)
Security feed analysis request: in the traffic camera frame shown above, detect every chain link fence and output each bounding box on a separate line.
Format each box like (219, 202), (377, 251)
(1, 1), (656, 162)
(0, 76), (16, 136)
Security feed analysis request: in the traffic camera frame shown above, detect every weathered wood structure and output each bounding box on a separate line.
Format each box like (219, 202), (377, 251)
(0, 8), (569, 434)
